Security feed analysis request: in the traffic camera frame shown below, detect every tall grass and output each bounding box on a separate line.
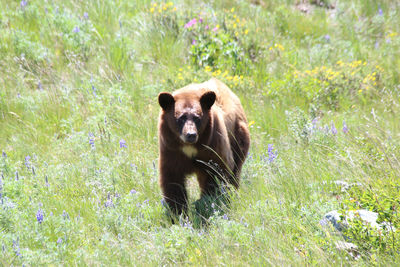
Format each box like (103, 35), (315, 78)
(0, 0), (399, 265)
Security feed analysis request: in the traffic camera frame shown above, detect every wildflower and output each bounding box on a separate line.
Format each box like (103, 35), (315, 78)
(62, 210), (70, 220)
(13, 240), (21, 257)
(38, 81), (43, 90)
(342, 121), (349, 134)
(20, 0), (27, 9)
(130, 189), (137, 194)
(267, 144), (277, 163)
(184, 18), (197, 29)
(1, 151), (6, 158)
(199, 17), (203, 23)
(331, 122), (337, 135)
(119, 139), (127, 148)
(212, 25), (219, 32)
(105, 199), (113, 207)
(205, 25), (209, 30)
(36, 208), (44, 223)
(89, 133), (95, 149)
(324, 34), (331, 42)
(191, 39), (196, 45)
(378, 6), (383, 16)
(83, 12), (89, 19)
(15, 171), (19, 181)
(25, 155), (31, 169)
(57, 238), (63, 245)
(73, 26), (80, 33)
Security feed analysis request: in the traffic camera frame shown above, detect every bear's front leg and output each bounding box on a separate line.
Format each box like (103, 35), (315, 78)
(160, 169), (187, 215)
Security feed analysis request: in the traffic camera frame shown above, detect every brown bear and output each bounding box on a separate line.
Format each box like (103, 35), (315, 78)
(157, 78), (250, 215)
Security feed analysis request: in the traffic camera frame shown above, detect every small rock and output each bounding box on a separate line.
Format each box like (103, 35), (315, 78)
(335, 241), (360, 260)
(335, 240), (357, 250)
(348, 209), (379, 229)
(320, 210), (348, 231)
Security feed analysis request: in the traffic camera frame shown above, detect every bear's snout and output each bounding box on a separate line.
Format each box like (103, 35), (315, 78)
(180, 121), (198, 144)
(185, 133), (198, 144)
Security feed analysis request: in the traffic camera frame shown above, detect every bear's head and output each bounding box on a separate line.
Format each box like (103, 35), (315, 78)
(158, 91), (216, 144)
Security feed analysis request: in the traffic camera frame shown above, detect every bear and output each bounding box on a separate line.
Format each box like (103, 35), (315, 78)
(157, 78), (250, 215)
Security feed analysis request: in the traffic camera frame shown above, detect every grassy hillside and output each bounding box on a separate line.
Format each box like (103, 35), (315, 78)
(1, 0), (400, 265)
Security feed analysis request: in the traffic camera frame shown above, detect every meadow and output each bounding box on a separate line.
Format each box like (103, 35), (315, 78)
(0, 0), (400, 265)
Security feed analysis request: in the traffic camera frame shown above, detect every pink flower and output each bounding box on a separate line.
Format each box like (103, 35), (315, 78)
(184, 18), (197, 29)
(192, 39), (196, 45)
(212, 26), (218, 32)
(205, 25), (209, 30)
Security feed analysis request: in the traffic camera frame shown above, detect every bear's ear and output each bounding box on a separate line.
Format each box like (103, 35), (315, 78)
(158, 92), (175, 111)
(200, 91), (216, 110)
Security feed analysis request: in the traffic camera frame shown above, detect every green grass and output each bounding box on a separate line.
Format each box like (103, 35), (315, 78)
(1, 0), (400, 265)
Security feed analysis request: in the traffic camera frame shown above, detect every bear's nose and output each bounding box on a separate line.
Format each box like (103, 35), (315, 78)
(185, 133), (198, 143)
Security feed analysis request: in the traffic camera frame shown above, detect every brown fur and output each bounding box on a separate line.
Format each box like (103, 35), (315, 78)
(158, 78), (250, 214)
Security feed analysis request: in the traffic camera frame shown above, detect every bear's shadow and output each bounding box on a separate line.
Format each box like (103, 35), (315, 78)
(163, 191), (232, 229)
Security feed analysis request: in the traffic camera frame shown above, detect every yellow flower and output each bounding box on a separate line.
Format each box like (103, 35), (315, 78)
(150, 7), (154, 13)
(248, 121), (255, 127)
(168, 2), (173, 6)
(231, 7), (235, 12)
(244, 29), (248, 35)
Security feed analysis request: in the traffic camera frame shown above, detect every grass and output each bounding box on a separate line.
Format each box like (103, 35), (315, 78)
(1, 0), (400, 265)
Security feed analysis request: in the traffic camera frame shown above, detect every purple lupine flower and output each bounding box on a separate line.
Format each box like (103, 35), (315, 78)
(331, 122), (337, 135)
(312, 118), (318, 129)
(83, 12), (89, 19)
(73, 26), (80, 33)
(222, 214), (228, 220)
(184, 18), (197, 29)
(89, 133), (95, 149)
(91, 85), (97, 97)
(62, 210), (69, 220)
(25, 155), (31, 168)
(378, 7), (383, 16)
(267, 144), (277, 163)
(20, 0), (27, 9)
(15, 171), (19, 181)
(36, 208), (44, 223)
(192, 39), (196, 45)
(105, 199), (113, 207)
(119, 139), (127, 148)
(342, 121), (349, 134)
(13, 240), (21, 257)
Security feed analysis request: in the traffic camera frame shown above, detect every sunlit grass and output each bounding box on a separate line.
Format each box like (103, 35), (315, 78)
(0, 0), (400, 265)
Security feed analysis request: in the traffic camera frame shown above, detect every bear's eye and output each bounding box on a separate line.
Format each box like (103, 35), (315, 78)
(177, 115), (186, 126)
(193, 116), (200, 124)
